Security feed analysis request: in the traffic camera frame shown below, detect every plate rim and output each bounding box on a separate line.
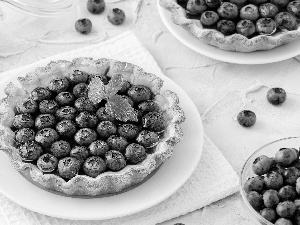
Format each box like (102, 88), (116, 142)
(0, 58), (204, 220)
(157, 1), (300, 65)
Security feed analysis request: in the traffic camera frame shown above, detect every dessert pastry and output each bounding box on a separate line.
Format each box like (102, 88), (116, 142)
(0, 58), (185, 196)
(160, 0), (300, 52)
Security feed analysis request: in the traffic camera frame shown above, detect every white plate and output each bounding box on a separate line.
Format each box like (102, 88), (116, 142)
(157, 1), (300, 65)
(0, 59), (204, 220)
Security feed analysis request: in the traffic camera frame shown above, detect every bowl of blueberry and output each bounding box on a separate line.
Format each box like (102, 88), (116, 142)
(240, 136), (300, 225)
(159, 0), (300, 52)
(0, 57), (185, 196)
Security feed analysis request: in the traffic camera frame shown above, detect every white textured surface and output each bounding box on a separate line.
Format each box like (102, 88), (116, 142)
(0, 31), (239, 224)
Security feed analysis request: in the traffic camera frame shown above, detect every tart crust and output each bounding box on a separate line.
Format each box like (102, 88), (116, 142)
(0, 58), (185, 196)
(160, 0), (300, 52)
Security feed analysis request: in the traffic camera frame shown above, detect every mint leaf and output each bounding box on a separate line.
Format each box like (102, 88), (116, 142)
(106, 95), (138, 122)
(105, 74), (124, 98)
(88, 77), (106, 104)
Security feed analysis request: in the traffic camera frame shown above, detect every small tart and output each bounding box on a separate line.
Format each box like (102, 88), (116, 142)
(160, 0), (300, 52)
(0, 58), (185, 196)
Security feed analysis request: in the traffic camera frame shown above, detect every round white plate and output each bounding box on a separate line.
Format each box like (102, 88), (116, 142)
(157, 1), (300, 65)
(0, 60), (204, 220)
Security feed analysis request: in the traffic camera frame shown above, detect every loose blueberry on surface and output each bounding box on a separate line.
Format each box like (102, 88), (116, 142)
(237, 110), (256, 127)
(30, 87), (52, 102)
(107, 8), (126, 25)
(50, 140), (71, 158)
(70, 146), (90, 163)
(117, 123), (139, 140)
(75, 111), (98, 128)
(216, 19), (236, 35)
(87, 0), (106, 14)
(16, 98), (38, 114)
(55, 92), (75, 106)
(267, 87), (287, 105)
(58, 157), (81, 180)
(35, 114), (56, 130)
(125, 143), (147, 164)
(18, 141), (43, 161)
(74, 128), (97, 146)
(73, 83), (88, 98)
(56, 120), (77, 138)
(75, 18), (92, 34)
(49, 78), (69, 93)
(56, 106), (77, 121)
(35, 128), (59, 147)
(96, 121), (117, 138)
(252, 155), (273, 175)
(105, 150), (126, 171)
(107, 135), (129, 153)
(15, 128), (35, 143)
(89, 140), (109, 157)
(13, 113), (34, 129)
(37, 153), (58, 173)
(83, 156), (106, 178)
(136, 130), (160, 148)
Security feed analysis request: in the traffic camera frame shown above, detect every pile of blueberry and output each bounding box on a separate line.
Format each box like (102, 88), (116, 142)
(13, 71), (166, 180)
(177, 0), (300, 37)
(244, 148), (300, 224)
(75, 0), (126, 34)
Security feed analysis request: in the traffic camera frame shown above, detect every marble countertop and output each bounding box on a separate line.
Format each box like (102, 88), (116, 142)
(1, 0), (300, 224)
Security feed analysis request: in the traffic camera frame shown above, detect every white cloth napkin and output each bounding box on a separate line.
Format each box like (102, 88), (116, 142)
(0, 30), (239, 225)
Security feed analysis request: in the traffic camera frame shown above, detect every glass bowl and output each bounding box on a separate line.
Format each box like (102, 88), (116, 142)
(2, 0), (77, 17)
(240, 136), (300, 225)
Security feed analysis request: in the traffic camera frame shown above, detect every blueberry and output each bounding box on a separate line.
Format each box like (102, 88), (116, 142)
(259, 3), (279, 18)
(18, 141), (43, 161)
(69, 70), (89, 84)
(55, 92), (75, 106)
(75, 18), (92, 34)
(37, 153), (58, 173)
(56, 120), (77, 138)
(35, 114), (56, 130)
(35, 128), (59, 147)
(75, 111), (98, 128)
(89, 140), (109, 157)
(70, 146), (89, 163)
(49, 78), (69, 93)
(247, 191), (263, 211)
(278, 185), (297, 201)
(252, 155), (273, 175)
(30, 87), (52, 102)
(276, 201), (296, 218)
(136, 130), (160, 148)
(97, 121), (117, 138)
(15, 128), (35, 143)
(263, 189), (280, 208)
(236, 20), (256, 37)
(16, 98), (38, 114)
(83, 156), (106, 178)
(56, 106), (77, 121)
(117, 123), (139, 140)
(260, 208), (277, 223)
(244, 176), (264, 193)
(271, 0), (289, 8)
(125, 143), (147, 164)
(107, 135), (128, 153)
(105, 150), (126, 171)
(288, 1), (300, 17)
(107, 8), (126, 25)
(137, 100), (160, 115)
(74, 128), (97, 146)
(275, 12), (298, 31)
(127, 85), (152, 103)
(217, 2), (239, 19)
(264, 171), (284, 190)
(240, 4), (260, 21)
(237, 110), (256, 127)
(87, 0), (105, 14)
(39, 100), (59, 114)
(73, 83), (88, 98)
(275, 218), (293, 225)
(206, 0), (222, 8)
(186, 0), (207, 14)
(96, 107), (115, 122)
(142, 111), (166, 132)
(200, 11), (220, 26)
(282, 167), (300, 185)
(267, 88), (287, 105)
(13, 113), (34, 129)
(217, 19), (236, 36)
(275, 148), (298, 166)
(74, 97), (96, 113)
(50, 140), (71, 158)
(58, 157), (81, 179)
